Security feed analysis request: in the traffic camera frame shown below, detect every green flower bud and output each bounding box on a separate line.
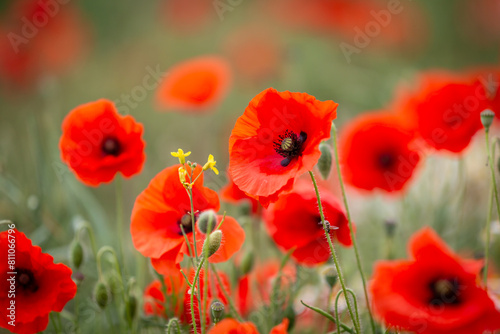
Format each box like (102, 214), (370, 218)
(198, 210), (218, 234)
(323, 266), (338, 289)
(124, 295), (137, 324)
(481, 109), (495, 130)
(384, 220), (397, 238)
(203, 230), (222, 258)
(94, 281), (109, 309)
(69, 240), (84, 269)
(211, 301), (225, 324)
(284, 305), (296, 331)
(240, 251), (255, 275)
(318, 142), (332, 180)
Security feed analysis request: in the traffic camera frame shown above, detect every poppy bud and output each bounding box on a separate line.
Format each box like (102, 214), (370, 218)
(203, 230), (222, 258)
(69, 239), (84, 269)
(323, 266), (338, 289)
(94, 281), (110, 309)
(211, 301), (225, 323)
(481, 109), (495, 130)
(384, 220), (397, 238)
(198, 210), (217, 234)
(240, 251), (255, 275)
(166, 317), (181, 334)
(317, 142), (332, 180)
(124, 295), (137, 325)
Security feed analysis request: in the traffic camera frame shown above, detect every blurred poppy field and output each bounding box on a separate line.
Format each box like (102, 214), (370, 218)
(2, 0), (500, 333)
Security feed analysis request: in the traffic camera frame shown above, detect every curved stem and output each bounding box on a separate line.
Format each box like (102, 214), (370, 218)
(335, 288), (360, 333)
(331, 124), (376, 333)
(77, 222), (98, 258)
(309, 171), (360, 333)
(300, 300), (354, 334)
(96, 246), (126, 300)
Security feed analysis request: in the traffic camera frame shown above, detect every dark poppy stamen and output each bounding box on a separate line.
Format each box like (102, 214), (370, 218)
(16, 268), (38, 293)
(429, 278), (460, 306)
(273, 130), (307, 167)
(377, 152), (396, 169)
(178, 212), (199, 235)
(102, 137), (121, 156)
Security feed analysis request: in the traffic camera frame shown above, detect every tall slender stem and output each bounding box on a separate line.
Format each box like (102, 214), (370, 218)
(189, 257), (205, 334)
(484, 130), (499, 287)
(309, 171), (360, 333)
(331, 124), (376, 333)
(188, 187), (199, 261)
(115, 176), (125, 268)
(210, 263), (244, 322)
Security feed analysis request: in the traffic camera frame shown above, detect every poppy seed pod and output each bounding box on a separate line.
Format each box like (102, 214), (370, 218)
(198, 209), (218, 234)
(69, 239), (84, 269)
(211, 301), (225, 323)
(481, 109), (495, 130)
(203, 230), (222, 258)
(318, 142), (332, 180)
(94, 281), (110, 309)
(323, 266), (338, 289)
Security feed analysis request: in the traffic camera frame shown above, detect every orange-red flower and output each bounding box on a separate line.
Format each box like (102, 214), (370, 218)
(229, 88), (338, 207)
(395, 72), (489, 154)
(131, 164), (245, 274)
(370, 227), (500, 334)
(159, 0), (215, 34)
(339, 111), (422, 193)
(0, 230), (77, 334)
(59, 99), (145, 186)
(155, 56), (231, 112)
(220, 174), (260, 215)
(263, 181), (352, 265)
(207, 318), (289, 334)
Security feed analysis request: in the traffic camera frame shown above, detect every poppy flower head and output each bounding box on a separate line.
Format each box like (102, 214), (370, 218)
(264, 181), (353, 265)
(59, 99), (145, 186)
(207, 319), (259, 334)
(370, 227), (500, 334)
(155, 56), (231, 112)
(229, 88), (338, 207)
(339, 111), (422, 193)
(0, 230), (77, 334)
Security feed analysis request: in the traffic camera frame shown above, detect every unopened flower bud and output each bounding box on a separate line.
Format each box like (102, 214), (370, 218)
(166, 317), (181, 333)
(384, 220), (397, 238)
(323, 266), (338, 289)
(198, 210), (218, 234)
(69, 240), (84, 269)
(211, 301), (225, 323)
(203, 230), (222, 258)
(124, 295), (137, 324)
(317, 142), (332, 180)
(481, 109), (495, 130)
(240, 251), (255, 275)
(94, 281), (109, 309)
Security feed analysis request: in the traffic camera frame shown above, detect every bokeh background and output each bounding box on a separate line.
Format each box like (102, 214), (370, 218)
(1, 0), (500, 332)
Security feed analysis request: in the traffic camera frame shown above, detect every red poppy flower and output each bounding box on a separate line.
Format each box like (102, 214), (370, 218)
(0, 230), (77, 334)
(467, 67), (500, 118)
(370, 227), (500, 334)
(396, 72), (490, 154)
(263, 181), (352, 265)
(207, 318), (289, 334)
(160, 0), (215, 34)
(270, 319), (290, 334)
(144, 269), (230, 329)
(155, 56), (231, 112)
(339, 111), (422, 193)
(0, 0), (89, 89)
(59, 99), (145, 186)
(229, 88), (338, 207)
(131, 164), (245, 275)
(220, 174), (260, 215)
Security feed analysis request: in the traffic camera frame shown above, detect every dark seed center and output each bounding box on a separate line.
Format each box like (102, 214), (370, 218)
(273, 130), (307, 167)
(377, 153), (395, 169)
(102, 137), (121, 156)
(16, 268), (38, 293)
(429, 278), (460, 306)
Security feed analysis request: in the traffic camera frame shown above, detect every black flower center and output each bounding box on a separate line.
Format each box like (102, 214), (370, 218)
(16, 268), (38, 293)
(273, 130), (307, 167)
(178, 212), (199, 235)
(102, 137), (121, 156)
(377, 152), (396, 169)
(429, 278), (460, 306)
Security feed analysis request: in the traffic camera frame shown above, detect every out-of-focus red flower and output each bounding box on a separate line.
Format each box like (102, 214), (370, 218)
(155, 56), (232, 112)
(131, 164), (245, 274)
(229, 88), (337, 207)
(207, 318), (289, 334)
(460, 0), (500, 44)
(0, 0), (89, 89)
(270, 319), (290, 334)
(370, 227), (500, 334)
(160, 0), (215, 34)
(339, 111), (421, 193)
(395, 72), (489, 154)
(144, 269), (230, 329)
(466, 67), (500, 118)
(237, 259), (296, 316)
(223, 25), (283, 84)
(263, 181), (352, 265)
(59, 99), (145, 186)
(220, 173), (260, 215)
(0, 230), (77, 334)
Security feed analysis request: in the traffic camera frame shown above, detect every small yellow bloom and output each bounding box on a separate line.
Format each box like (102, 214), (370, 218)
(178, 167), (191, 188)
(203, 154), (219, 175)
(171, 149), (191, 165)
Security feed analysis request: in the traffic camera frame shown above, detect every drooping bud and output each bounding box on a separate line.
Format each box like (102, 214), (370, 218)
(211, 301), (225, 324)
(203, 230), (222, 258)
(198, 210), (218, 234)
(166, 317), (181, 334)
(124, 295), (137, 325)
(481, 109), (495, 130)
(69, 239), (84, 269)
(323, 266), (338, 289)
(94, 281), (110, 309)
(240, 251), (255, 275)
(317, 142), (332, 180)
